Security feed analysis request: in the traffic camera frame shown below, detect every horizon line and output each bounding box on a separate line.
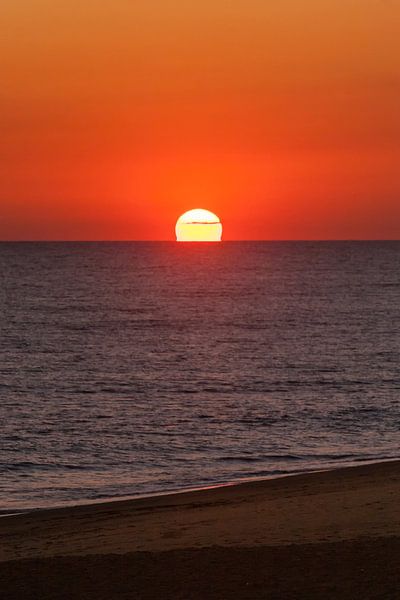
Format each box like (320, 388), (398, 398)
(0, 239), (399, 243)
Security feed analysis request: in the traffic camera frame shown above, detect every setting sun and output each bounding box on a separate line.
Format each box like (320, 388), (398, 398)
(175, 209), (222, 242)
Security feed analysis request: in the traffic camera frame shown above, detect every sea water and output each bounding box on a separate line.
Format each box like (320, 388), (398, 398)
(0, 242), (399, 511)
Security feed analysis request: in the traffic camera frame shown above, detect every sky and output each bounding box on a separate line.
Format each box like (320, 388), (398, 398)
(1, 0), (399, 240)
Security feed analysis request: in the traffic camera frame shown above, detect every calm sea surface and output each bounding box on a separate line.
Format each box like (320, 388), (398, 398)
(0, 242), (399, 511)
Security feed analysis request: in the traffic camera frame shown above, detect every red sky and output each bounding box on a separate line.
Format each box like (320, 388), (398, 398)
(1, 0), (399, 240)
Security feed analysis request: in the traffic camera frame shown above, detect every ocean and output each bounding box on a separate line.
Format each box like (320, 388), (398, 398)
(0, 241), (399, 512)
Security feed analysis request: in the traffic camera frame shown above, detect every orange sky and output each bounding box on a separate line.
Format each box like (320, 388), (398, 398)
(1, 0), (399, 240)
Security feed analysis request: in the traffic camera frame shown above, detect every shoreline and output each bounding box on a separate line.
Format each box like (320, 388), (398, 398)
(1, 459), (400, 598)
(1, 458), (400, 558)
(2, 456), (399, 518)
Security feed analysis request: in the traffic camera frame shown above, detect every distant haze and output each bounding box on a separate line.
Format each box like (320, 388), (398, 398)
(1, 0), (399, 240)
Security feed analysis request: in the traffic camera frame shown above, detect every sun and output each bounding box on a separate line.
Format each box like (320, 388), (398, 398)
(175, 209), (222, 242)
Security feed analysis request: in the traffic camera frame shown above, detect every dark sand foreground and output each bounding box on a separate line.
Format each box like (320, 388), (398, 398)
(1, 461), (400, 599)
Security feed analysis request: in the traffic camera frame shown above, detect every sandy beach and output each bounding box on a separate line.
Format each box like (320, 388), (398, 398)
(1, 460), (400, 598)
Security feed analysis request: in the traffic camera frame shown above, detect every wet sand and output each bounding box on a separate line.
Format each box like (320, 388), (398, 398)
(1, 460), (400, 598)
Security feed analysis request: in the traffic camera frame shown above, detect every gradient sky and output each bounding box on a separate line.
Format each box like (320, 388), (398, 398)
(1, 0), (399, 240)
